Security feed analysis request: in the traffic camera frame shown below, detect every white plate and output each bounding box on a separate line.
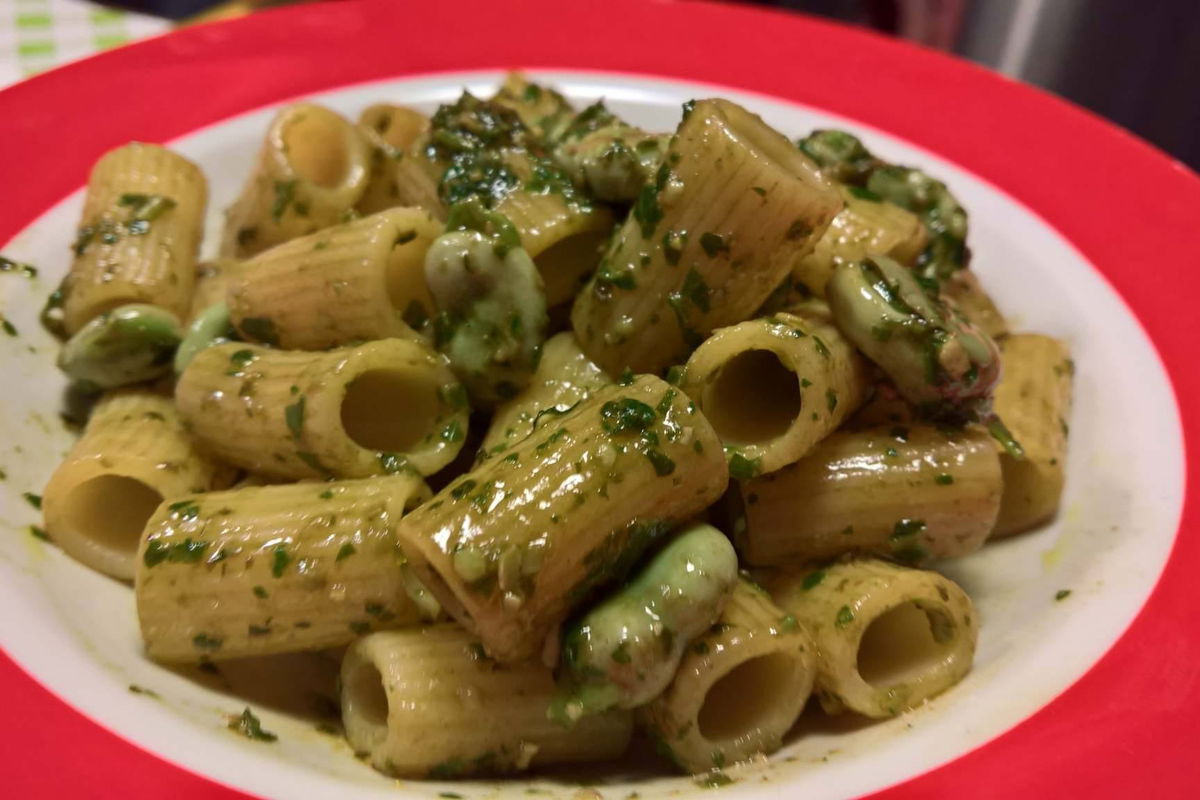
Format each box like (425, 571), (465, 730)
(0, 71), (1184, 799)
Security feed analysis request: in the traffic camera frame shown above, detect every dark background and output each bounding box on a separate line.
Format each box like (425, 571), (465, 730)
(115, 0), (1200, 170)
(748, 0), (1200, 170)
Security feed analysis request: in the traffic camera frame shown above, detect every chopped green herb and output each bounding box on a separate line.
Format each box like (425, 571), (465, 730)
(1055, 589), (1071, 601)
(143, 537), (209, 567)
(785, 218), (813, 239)
(802, 569), (826, 590)
(21, 491), (41, 510)
(0, 256), (37, 278)
(228, 707), (277, 742)
(271, 180), (296, 223)
(699, 232), (729, 257)
(167, 498), (201, 521)
(239, 317), (278, 346)
(935, 473), (955, 485)
(835, 605), (855, 628)
(826, 388), (838, 412)
(600, 397), (656, 435)
(441, 419), (464, 443)
(193, 633), (223, 651)
(1, 317), (17, 337)
(645, 448), (676, 476)
(284, 396), (305, 441)
(336, 543), (356, 561)
(29, 525), (49, 542)
(252, 585), (268, 599)
(271, 545), (291, 578)
(394, 229), (417, 246)
(727, 450), (762, 480)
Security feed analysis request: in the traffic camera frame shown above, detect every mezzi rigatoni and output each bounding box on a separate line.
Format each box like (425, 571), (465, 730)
(227, 208), (442, 349)
(175, 339), (468, 480)
(765, 559), (977, 718)
(64, 142), (207, 334)
(681, 307), (869, 475)
(222, 103), (370, 257)
(395, 374), (729, 664)
(341, 627), (633, 777)
(135, 474), (430, 662)
(638, 580), (815, 772)
(991, 334), (1073, 537)
(42, 390), (232, 580)
(571, 98), (843, 375)
(731, 424), (1002, 566)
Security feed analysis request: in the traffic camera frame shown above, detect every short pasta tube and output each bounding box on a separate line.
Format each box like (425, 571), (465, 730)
(498, 190), (615, 308)
(991, 334), (1073, 537)
(941, 268), (1008, 340)
(64, 142), (207, 334)
(176, 339), (468, 480)
(135, 474), (430, 662)
(479, 332), (611, 456)
(638, 580), (815, 773)
(490, 72), (576, 142)
(340, 626), (633, 778)
(571, 98), (843, 375)
(42, 390), (231, 580)
(395, 374), (728, 663)
(227, 208), (441, 349)
(222, 103), (370, 257)
(356, 104), (440, 216)
(765, 559), (977, 718)
(681, 309), (869, 475)
(732, 425), (1002, 566)
(792, 187), (927, 296)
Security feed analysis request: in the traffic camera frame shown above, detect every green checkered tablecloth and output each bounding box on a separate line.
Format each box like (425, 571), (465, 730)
(1, 0), (169, 86)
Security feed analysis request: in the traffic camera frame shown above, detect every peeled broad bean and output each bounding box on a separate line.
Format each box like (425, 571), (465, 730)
(425, 202), (548, 407)
(551, 523), (739, 724)
(57, 303), (181, 389)
(173, 302), (235, 375)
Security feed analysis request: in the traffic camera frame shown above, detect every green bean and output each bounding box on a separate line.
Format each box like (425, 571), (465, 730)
(426, 201), (548, 408)
(57, 303), (182, 389)
(550, 523), (738, 725)
(173, 302), (235, 375)
(826, 256), (1014, 452)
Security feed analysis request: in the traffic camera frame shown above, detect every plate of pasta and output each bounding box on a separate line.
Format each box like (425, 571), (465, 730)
(1, 1), (1197, 798)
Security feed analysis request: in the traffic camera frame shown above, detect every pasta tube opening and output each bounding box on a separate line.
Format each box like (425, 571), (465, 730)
(702, 349), (802, 444)
(534, 229), (609, 307)
(343, 657), (390, 734)
(340, 369), (440, 453)
(696, 651), (802, 742)
(63, 475), (162, 560)
(856, 601), (956, 687)
(282, 110), (356, 189)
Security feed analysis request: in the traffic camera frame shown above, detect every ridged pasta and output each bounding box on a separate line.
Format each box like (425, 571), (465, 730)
(490, 72), (575, 142)
(222, 103), (370, 257)
(356, 104), (439, 216)
(681, 307), (869, 474)
(395, 374), (728, 663)
(135, 474), (430, 662)
(732, 425), (1001, 566)
(942, 268), (1008, 340)
(42, 390), (232, 580)
(571, 98), (843, 375)
(991, 334), (1073, 537)
(227, 208), (441, 349)
(340, 626), (632, 777)
(64, 142), (207, 334)
(765, 559), (977, 718)
(175, 339), (468, 480)
(792, 187), (926, 296)
(479, 332), (612, 456)
(638, 580), (815, 773)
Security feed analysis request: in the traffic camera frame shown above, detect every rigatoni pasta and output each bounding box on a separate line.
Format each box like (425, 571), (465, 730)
(991, 334), (1073, 536)
(341, 627), (633, 777)
(135, 474), (430, 662)
(42, 389), (231, 580)
(638, 580), (815, 772)
(681, 307), (869, 475)
(222, 103), (370, 257)
(765, 559), (977, 718)
(176, 339), (468, 479)
(34, 75), (1076, 787)
(395, 374), (728, 663)
(64, 142), (207, 334)
(227, 208), (441, 349)
(571, 98), (843, 375)
(731, 424), (1002, 566)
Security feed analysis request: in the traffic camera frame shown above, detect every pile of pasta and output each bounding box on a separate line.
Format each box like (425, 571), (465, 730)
(38, 74), (1073, 782)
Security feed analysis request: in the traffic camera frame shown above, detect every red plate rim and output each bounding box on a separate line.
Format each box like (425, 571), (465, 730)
(3, 0), (1199, 796)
